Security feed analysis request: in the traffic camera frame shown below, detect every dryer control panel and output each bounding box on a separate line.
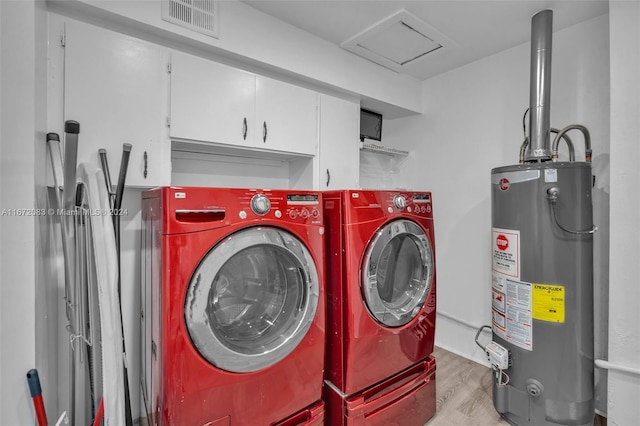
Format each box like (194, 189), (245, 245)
(382, 192), (432, 216)
(344, 190), (433, 221)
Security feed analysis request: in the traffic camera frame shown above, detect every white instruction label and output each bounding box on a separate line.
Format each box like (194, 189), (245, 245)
(492, 274), (507, 339)
(506, 278), (532, 350)
(492, 273), (533, 351)
(492, 228), (520, 279)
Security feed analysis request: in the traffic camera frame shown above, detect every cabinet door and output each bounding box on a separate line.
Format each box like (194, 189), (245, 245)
(255, 76), (318, 156)
(318, 95), (360, 189)
(64, 20), (170, 187)
(170, 52), (256, 148)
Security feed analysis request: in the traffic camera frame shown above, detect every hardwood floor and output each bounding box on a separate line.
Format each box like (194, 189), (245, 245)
(426, 346), (508, 425)
(425, 347), (607, 426)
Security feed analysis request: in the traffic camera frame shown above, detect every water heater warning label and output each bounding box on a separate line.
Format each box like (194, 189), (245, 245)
(492, 228), (520, 279)
(532, 283), (565, 323)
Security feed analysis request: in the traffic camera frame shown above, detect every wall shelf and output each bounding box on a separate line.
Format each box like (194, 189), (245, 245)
(360, 141), (409, 157)
(359, 141), (410, 185)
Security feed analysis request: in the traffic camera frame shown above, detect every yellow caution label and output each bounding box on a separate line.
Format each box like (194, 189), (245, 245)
(532, 283), (565, 323)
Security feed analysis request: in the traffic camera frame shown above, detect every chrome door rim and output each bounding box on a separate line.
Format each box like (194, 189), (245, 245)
(184, 226), (319, 372)
(361, 219), (433, 327)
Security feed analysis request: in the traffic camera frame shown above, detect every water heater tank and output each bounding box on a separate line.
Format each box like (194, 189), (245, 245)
(490, 161), (595, 426)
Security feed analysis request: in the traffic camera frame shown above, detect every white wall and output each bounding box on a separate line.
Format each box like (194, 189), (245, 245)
(0, 2), (3, 420)
(385, 14), (611, 383)
(607, 2), (640, 424)
(0, 1), (48, 424)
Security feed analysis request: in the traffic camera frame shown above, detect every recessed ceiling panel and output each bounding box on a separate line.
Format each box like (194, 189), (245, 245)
(357, 21), (442, 65)
(341, 9), (454, 73)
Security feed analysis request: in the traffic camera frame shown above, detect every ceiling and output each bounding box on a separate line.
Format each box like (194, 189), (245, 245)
(240, 0), (608, 81)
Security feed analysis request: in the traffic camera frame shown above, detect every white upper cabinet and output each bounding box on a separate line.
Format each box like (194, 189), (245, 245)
(318, 94), (360, 189)
(54, 18), (342, 191)
(170, 52), (318, 157)
(62, 19), (170, 187)
(170, 52), (256, 148)
(255, 76), (318, 156)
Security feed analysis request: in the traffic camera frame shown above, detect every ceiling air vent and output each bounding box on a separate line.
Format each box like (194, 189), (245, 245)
(162, 0), (219, 38)
(341, 9), (454, 73)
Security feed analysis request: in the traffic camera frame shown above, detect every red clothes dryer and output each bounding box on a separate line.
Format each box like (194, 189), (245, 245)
(141, 187), (325, 426)
(322, 190), (437, 426)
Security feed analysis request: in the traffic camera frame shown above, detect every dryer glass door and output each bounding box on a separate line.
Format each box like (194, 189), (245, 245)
(362, 219), (434, 327)
(184, 226), (319, 373)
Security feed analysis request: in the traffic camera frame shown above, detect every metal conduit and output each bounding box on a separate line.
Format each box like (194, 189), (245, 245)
(526, 10), (553, 162)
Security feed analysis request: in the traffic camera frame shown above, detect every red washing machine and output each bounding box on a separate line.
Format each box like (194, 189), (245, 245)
(322, 190), (437, 426)
(141, 187), (326, 426)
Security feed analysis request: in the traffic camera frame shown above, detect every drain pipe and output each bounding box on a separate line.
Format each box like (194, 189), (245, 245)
(525, 9), (553, 162)
(594, 359), (640, 376)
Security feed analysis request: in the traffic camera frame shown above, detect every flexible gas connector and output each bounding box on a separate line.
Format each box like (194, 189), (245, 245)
(552, 124), (591, 163)
(550, 129), (575, 162)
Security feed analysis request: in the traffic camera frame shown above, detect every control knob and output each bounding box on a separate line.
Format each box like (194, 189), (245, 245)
(251, 194), (271, 216)
(393, 195), (407, 210)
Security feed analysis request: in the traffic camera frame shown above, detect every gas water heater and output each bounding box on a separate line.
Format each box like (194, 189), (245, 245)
(489, 10), (596, 426)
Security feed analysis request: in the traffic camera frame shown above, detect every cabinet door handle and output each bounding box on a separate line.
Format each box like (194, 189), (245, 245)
(326, 169), (331, 187)
(143, 151), (148, 179)
(262, 121), (268, 143)
(242, 117), (248, 140)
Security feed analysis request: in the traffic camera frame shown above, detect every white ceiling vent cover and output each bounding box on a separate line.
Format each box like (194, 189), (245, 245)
(341, 9), (454, 73)
(162, 0), (219, 38)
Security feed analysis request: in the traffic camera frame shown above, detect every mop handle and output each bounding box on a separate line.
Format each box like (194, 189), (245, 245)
(46, 133), (64, 192)
(98, 149), (114, 209)
(26, 369), (48, 426)
(63, 121), (80, 212)
(114, 143), (132, 212)
(114, 143), (133, 426)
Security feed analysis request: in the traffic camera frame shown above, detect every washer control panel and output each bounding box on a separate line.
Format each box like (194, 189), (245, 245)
(239, 191), (321, 224)
(161, 187), (323, 233)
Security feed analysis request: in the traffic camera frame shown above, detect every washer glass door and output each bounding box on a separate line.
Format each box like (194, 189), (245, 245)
(185, 226), (319, 372)
(362, 219), (434, 327)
